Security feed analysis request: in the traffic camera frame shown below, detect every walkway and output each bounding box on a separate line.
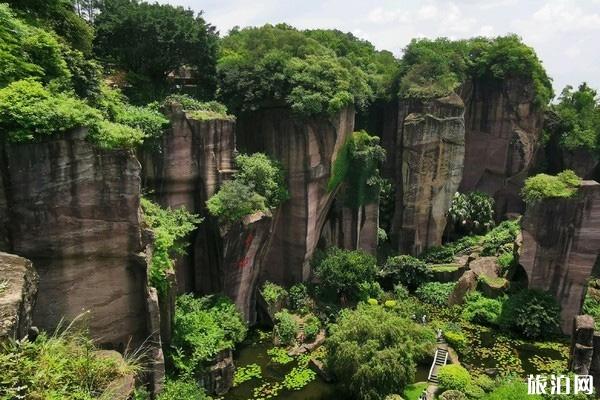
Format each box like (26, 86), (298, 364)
(420, 335), (449, 400)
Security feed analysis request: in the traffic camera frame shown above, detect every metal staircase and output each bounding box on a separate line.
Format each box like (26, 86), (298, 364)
(427, 342), (449, 384)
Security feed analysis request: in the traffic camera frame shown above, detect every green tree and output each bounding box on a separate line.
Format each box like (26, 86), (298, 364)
(314, 247), (378, 302)
(447, 191), (495, 235)
(499, 289), (561, 339)
(379, 255), (430, 291)
(94, 0), (218, 102)
(235, 153), (289, 207)
(326, 304), (436, 400)
(206, 180), (267, 223)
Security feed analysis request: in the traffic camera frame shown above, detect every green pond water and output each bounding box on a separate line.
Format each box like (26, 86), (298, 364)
(222, 330), (431, 400)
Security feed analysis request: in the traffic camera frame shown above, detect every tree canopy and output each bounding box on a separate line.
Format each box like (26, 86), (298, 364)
(94, 0), (218, 103)
(217, 24), (398, 116)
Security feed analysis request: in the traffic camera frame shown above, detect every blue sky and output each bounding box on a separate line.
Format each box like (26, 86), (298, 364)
(158, 0), (600, 96)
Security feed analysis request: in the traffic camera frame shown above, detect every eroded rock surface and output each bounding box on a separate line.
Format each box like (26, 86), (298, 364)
(0, 129), (151, 349)
(0, 252), (38, 340)
(520, 181), (600, 334)
(459, 78), (544, 216)
(319, 200), (379, 255)
(386, 94), (465, 255)
(236, 107), (355, 285)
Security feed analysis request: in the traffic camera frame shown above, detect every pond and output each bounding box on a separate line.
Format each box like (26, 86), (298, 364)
(222, 329), (433, 400)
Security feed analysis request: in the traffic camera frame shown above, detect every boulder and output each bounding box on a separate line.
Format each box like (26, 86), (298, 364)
(520, 181), (600, 334)
(448, 270), (478, 305)
(0, 252), (38, 340)
(97, 350), (136, 400)
(468, 257), (500, 277)
(429, 264), (466, 283)
(203, 349), (235, 396)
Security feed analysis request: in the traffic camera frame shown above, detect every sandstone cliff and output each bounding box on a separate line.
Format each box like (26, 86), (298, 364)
(382, 94), (465, 255)
(140, 104), (236, 293)
(319, 200), (379, 255)
(459, 78), (544, 216)
(0, 252), (38, 340)
(235, 107), (355, 286)
(520, 181), (600, 334)
(0, 129), (152, 350)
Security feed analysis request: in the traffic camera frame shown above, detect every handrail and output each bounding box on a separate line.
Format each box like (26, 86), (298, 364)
(427, 349), (439, 380)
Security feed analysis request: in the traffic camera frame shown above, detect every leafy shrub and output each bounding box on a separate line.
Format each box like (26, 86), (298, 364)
(141, 198), (201, 294)
(482, 379), (532, 400)
(206, 180), (268, 222)
(480, 219), (520, 256)
(235, 153), (289, 207)
(157, 379), (211, 400)
(522, 170), (581, 204)
(438, 364), (472, 392)
(0, 327), (140, 399)
(497, 252), (514, 271)
(93, 120), (146, 149)
(440, 390), (467, 400)
(328, 130), (386, 208)
(380, 255), (431, 291)
(393, 284), (410, 300)
(358, 281), (384, 302)
(233, 363), (262, 386)
(415, 282), (455, 306)
(384, 300), (397, 309)
(261, 281), (288, 305)
(462, 292), (504, 326)
(274, 309), (299, 345)
(172, 294), (247, 376)
(289, 283), (310, 312)
(159, 94), (230, 117)
(303, 314), (321, 341)
(473, 374), (495, 393)
(443, 330), (468, 353)
(448, 191), (495, 235)
(326, 304), (436, 400)
(499, 289), (561, 339)
(314, 247), (378, 301)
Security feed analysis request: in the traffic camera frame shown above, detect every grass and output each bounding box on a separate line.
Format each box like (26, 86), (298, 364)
(188, 109), (236, 121)
(403, 382), (428, 400)
(0, 316), (143, 399)
(479, 274), (508, 288)
(0, 279), (8, 294)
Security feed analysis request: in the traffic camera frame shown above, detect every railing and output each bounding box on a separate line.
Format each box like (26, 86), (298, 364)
(427, 348), (440, 380)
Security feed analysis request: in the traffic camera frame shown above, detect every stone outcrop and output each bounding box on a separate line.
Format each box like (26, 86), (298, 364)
(0, 252), (38, 340)
(383, 94), (465, 255)
(140, 104), (236, 293)
(202, 349), (235, 396)
(236, 107), (355, 285)
(0, 129), (152, 349)
(459, 78), (544, 216)
(570, 315), (595, 375)
(219, 212), (275, 323)
(520, 181), (600, 334)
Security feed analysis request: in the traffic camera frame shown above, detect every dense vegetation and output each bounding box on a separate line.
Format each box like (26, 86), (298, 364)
(328, 130), (386, 208)
(0, 324), (141, 399)
(140, 198), (201, 294)
(207, 152), (287, 222)
(447, 191), (495, 236)
(546, 83), (600, 155)
(218, 24), (398, 116)
(397, 35), (553, 105)
(94, 0), (218, 103)
(521, 170), (581, 204)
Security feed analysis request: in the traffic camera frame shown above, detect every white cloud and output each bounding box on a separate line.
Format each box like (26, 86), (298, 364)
(532, 1), (600, 32)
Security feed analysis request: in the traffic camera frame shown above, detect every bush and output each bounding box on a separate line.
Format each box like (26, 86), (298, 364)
(274, 310), (299, 345)
(172, 294), (247, 376)
(159, 94), (231, 119)
(157, 379), (211, 400)
(462, 292), (504, 326)
(448, 191), (495, 235)
(437, 364), (472, 392)
(499, 289), (561, 339)
(522, 170), (581, 204)
(473, 374), (495, 393)
(141, 198), (201, 294)
(443, 331), (468, 353)
(480, 220), (520, 256)
(206, 180), (268, 222)
(234, 153), (288, 207)
(303, 314), (321, 341)
(415, 282), (455, 306)
(261, 281), (288, 305)
(440, 390), (467, 400)
(0, 327), (140, 399)
(393, 284), (410, 300)
(289, 283), (310, 312)
(358, 281), (384, 302)
(380, 255), (431, 291)
(326, 304), (436, 400)
(314, 247), (378, 301)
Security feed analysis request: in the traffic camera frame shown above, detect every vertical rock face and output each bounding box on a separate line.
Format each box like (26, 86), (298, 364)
(0, 129), (150, 349)
(140, 105), (236, 293)
(385, 94), (465, 255)
(459, 78), (544, 216)
(520, 181), (600, 334)
(0, 252), (38, 340)
(220, 212), (275, 323)
(318, 200), (379, 255)
(236, 107), (355, 286)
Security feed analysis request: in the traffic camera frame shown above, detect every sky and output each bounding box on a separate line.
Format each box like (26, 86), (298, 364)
(157, 0), (600, 96)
